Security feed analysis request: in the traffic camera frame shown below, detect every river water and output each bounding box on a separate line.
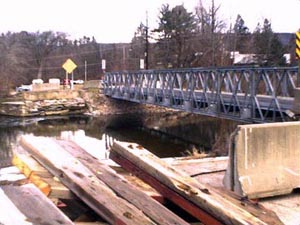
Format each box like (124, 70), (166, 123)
(0, 113), (240, 168)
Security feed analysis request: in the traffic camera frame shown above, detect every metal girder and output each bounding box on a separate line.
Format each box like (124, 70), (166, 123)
(103, 67), (298, 123)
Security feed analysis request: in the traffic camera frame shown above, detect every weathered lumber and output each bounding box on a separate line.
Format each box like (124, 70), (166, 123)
(260, 193), (300, 225)
(12, 152), (51, 196)
(56, 139), (189, 225)
(20, 135), (156, 225)
(2, 183), (74, 225)
(168, 156), (300, 225)
(111, 141), (284, 225)
(111, 149), (223, 225)
(12, 147), (51, 177)
(12, 148), (73, 199)
(75, 223), (108, 225)
(44, 176), (74, 199)
(0, 166), (26, 184)
(164, 156), (228, 177)
(0, 187), (32, 225)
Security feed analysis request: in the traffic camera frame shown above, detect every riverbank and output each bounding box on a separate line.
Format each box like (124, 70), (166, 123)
(0, 86), (176, 117)
(0, 90), (87, 116)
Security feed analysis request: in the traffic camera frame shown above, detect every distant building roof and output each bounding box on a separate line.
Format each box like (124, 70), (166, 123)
(231, 52), (257, 65)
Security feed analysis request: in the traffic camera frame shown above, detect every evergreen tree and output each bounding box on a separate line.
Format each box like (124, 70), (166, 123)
(129, 23), (148, 70)
(233, 15), (248, 34)
(232, 14), (250, 54)
(154, 4), (197, 68)
(253, 19), (286, 66)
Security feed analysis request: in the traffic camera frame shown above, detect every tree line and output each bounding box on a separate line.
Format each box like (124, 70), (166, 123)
(0, 1), (296, 95)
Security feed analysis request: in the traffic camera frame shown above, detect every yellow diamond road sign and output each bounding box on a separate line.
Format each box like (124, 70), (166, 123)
(296, 32), (300, 59)
(62, 59), (77, 74)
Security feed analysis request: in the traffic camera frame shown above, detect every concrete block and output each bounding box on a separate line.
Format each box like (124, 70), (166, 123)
(223, 122), (300, 199)
(32, 83), (59, 92)
(22, 90), (80, 101)
(293, 88), (300, 114)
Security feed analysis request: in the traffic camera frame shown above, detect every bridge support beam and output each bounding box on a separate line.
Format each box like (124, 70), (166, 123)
(147, 96), (155, 104)
(163, 97), (171, 106)
(240, 108), (251, 119)
(184, 100), (192, 111)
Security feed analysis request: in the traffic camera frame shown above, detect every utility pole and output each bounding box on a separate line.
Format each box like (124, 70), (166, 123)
(145, 11), (149, 70)
(84, 60), (87, 82)
(122, 44), (126, 70)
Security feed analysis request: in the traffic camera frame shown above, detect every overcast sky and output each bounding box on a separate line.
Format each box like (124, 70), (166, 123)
(0, 0), (299, 43)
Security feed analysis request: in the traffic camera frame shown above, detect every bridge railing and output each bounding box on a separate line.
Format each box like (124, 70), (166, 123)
(103, 67), (298, 122)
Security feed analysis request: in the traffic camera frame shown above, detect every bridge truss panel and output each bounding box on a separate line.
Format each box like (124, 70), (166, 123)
(103, 67), (298, 123)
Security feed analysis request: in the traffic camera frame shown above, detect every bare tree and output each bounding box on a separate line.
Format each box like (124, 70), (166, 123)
(28, 31), (68, 79)
(195, 0), (227, 66)
(0, 32), (34, 94)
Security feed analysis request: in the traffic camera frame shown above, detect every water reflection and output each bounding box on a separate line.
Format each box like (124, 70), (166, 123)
(0, 127), (18, 167)
(60, 130), (112, 161)
(0, 114), (240, 168)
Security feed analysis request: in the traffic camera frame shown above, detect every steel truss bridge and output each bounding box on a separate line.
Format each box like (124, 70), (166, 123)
(103, 67), (299, 123)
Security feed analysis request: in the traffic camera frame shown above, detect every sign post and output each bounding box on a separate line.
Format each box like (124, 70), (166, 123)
(62, 58), (77, 90)
(296, 31), (300, 87)
(293, 31), (300, 114)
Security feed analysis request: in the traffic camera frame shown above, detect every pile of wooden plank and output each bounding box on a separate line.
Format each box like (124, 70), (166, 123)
(0, 167), (74, 225)
(11, 135), (189, 225)
(111, 141), (284, 225)
(0, 135), (294, 225)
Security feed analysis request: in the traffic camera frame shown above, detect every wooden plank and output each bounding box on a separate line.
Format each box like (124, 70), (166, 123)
(194, 171), (226, 188)
(260, 193), (300, 225)
(109, 165), (165, 203)
(12, 148), (73, 199)
(56, 139), (189, 225)
(0, 166), (22, 175)
(12, 148), (51, 178)
(165, 156), (228, 177)
(0, 166), (26, 184)
(75, 223), (107, 225)
(117, 171), (165, 204)
(110, 150), (223, 225)
(179, 161), (300, 225)
(2, 183), (74, 225)
(12, 149), (51, 195)
(44, 177), (74, 199)
(0, 187), (33, 225)
(20, 135), (156, 225)
(111, 141), (284, 225)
